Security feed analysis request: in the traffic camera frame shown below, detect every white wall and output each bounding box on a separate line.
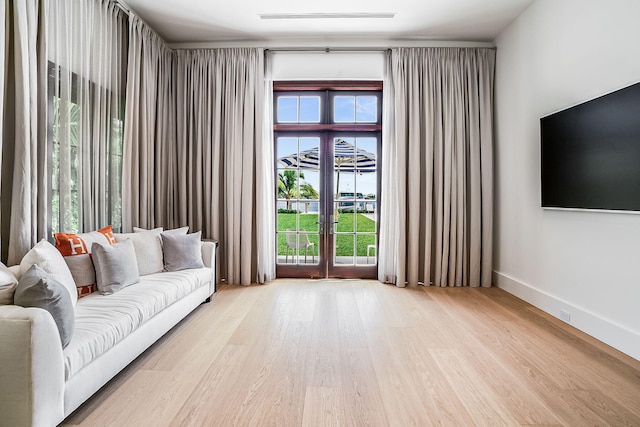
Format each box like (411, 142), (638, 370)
(271, 51), (385, 80)
(494, 0), (640, 360)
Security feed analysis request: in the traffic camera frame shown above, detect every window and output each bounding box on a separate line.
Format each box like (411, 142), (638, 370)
(48, 62), (123, 234)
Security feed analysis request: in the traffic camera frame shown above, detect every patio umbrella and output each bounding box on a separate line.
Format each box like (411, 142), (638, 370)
(277, 138), (376, 200)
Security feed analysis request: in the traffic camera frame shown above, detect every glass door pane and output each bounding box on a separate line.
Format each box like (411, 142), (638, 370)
(276, 136), (321, 268)
(330, 136), (378, 272)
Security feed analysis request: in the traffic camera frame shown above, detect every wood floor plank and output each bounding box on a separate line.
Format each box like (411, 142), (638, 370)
(339, 347), (390, 427)
(301, 386), (341, 427)
(430, 347), (523, 426)
(335, 284), (368, 348)
(62, 280), (640, 427)
(306, 283), (342, 388)
(369, 326), (475, 426)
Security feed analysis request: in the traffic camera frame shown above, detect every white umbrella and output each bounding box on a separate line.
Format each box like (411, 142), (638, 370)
(277, 138), (376, 199)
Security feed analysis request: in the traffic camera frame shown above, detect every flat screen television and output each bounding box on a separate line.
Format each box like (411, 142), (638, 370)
(540, 81), (640, 212)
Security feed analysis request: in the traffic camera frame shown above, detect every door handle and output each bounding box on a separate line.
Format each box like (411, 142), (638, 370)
(329, 215), (339, 235)
(316, 215), (325, 234)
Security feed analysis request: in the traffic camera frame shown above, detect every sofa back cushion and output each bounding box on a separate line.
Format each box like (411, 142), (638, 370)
(54, 225), (116, 298)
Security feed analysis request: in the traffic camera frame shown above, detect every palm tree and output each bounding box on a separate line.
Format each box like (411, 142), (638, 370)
(278, 170), (304, 210)
(299, 183), (319, 213)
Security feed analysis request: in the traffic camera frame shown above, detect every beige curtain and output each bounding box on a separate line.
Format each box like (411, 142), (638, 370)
(122, 14), (176, 231)
(124, 17), (269, 285)
(0, 0), (48, 265)
(48, 0), (127, 234)
(256, 51), (276, 283)
(173, 48), (264, 286)
(379, 48), (495, 288)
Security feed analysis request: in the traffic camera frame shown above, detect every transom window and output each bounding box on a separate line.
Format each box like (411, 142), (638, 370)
(277, 96), (322, 123)
(333, 95), (378, 123)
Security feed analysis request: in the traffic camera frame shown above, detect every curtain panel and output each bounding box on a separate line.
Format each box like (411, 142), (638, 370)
(379, 48), (495, 288)
(173, 48), (265, 286)
(0, 0), (48, 265)
(122, 15), (176, 232)
(256, 51), (276, 283)
(124, 17), (271, 285)
(48, 0), (127, 234)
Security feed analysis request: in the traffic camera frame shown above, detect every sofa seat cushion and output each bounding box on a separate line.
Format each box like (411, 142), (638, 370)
(63, 267), (211, 380)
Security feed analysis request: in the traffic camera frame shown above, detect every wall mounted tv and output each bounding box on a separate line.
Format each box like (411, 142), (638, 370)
(540, 81), (640, 213)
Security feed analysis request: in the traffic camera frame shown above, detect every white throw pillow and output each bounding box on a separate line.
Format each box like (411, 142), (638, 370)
(133, 226), (189, 235)
(133, 226), (162, 233)
(0, 262), (18, 305)
(19, 240), (78, 307)
(115, 229), (164, 276)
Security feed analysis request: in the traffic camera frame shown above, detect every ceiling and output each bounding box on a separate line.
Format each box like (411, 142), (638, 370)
(122, 0), (535, 45)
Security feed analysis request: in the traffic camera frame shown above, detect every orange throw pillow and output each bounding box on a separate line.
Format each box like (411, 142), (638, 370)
(54, 225), (116, 297)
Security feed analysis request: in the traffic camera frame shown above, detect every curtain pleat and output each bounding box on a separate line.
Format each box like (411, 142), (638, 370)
(0, 0), (48, 265)
(379, 48), (495, 288)
(256, 51), (276, 283)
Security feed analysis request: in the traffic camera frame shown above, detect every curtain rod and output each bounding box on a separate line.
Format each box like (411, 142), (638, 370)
(265, 46), (496, 53)
(266, 47), (390, 53)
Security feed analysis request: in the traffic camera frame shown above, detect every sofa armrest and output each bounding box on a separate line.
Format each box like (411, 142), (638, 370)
(0, 305), (65, 427)
(201, 241), (218, 295)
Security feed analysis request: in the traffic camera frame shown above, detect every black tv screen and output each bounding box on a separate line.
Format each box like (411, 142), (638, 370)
(541, 81), (640, 212)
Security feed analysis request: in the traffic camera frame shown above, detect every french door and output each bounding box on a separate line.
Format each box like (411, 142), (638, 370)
(276, 133), (379, 279)
(273, 81), (382, 279)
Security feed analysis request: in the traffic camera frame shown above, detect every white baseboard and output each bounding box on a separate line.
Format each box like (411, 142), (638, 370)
(493, 271), (640, 361)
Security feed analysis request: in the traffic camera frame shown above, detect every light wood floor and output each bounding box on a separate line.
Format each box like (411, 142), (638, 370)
(63, 279), (640, 426)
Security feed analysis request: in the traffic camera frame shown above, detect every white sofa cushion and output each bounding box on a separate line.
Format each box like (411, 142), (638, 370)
(63, 267), (211, 380)
(115, 229), (164, 276)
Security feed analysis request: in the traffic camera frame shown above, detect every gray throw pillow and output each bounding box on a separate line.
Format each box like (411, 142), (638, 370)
(92, 239), (140, 295)
(161, 231), (204, 272)
(14, 264), (75, 348)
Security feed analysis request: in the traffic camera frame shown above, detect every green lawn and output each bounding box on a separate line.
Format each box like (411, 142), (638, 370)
(277, 213), (376, 257)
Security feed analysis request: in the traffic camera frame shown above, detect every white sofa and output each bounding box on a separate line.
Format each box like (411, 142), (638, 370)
(0, 241), (217, 427)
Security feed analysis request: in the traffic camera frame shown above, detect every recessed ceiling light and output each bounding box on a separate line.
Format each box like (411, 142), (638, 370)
(259, 12), (396, 20)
